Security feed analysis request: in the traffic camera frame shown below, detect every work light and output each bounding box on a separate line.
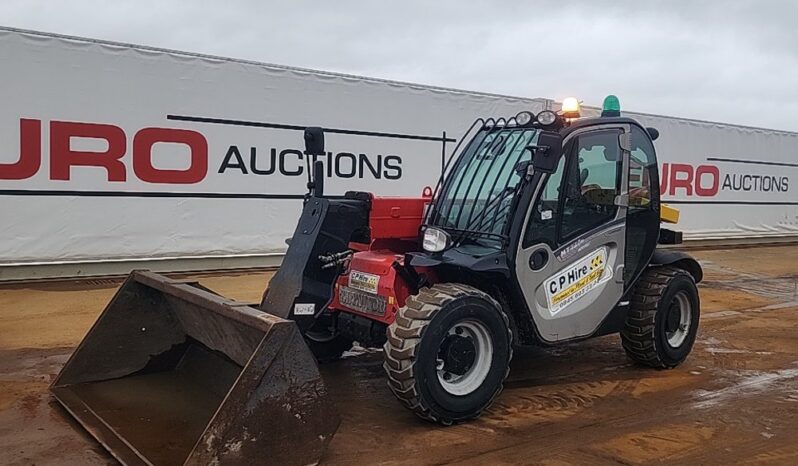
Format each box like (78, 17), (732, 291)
(422, 227), (451, 252)
(515, 111), (534, 127)
(536, 110), (557, 126)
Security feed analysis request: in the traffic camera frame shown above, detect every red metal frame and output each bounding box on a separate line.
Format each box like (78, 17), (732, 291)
(329, 189), (434, 324)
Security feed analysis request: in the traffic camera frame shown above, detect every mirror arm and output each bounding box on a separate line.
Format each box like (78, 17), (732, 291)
(313, 160), (324, 197)
(526, 144), (550, 152)
(303, 127), (326, 198)
(525, 164), (535, 180)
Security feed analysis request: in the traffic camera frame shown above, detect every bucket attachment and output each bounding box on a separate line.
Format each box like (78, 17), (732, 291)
(51, 271), (339, 466)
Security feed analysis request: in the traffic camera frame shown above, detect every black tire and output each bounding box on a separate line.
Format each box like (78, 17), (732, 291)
(383, 283), (512, 425)
(621, 266), (700, 368)
(306, 334), (353, 363)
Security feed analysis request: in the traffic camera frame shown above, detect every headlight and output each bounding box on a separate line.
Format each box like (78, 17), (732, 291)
(422, 227), (451, 252)
(536, 110), (557, 126)
(515, 111), (534, 127)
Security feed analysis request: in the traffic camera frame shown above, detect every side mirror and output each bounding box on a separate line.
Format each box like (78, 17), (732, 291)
(528, 131), (563, 174)
(304, 127), (326, 155)
(646, 127), (659, 141)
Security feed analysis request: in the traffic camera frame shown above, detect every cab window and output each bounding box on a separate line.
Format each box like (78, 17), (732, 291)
(559, 130), (622, 243)
(523, 129), (623, 249)
(523, 155), (566, 248)
(624, 126), (660, 285)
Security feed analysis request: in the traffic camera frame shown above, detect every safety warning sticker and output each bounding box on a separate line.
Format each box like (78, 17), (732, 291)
(544, 247), (611, 315)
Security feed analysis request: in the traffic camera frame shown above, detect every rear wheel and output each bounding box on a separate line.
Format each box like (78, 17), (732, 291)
(383, 283), (512, 425)
(621, 266), (700, 368)
(305, 330), (353, 363)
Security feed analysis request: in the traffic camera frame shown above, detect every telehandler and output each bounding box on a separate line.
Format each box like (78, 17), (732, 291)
(52, 96), (702, 465)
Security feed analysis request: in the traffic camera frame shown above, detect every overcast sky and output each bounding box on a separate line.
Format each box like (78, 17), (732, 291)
(2, 0), (797, 131)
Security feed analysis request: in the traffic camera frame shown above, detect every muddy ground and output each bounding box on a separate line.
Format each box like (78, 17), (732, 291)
(0, 245), (796, 465)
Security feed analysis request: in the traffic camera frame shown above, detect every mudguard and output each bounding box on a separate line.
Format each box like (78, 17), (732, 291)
(650, 249), (703, 283)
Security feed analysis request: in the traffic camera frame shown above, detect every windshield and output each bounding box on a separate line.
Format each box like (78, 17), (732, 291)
(427, 127), (539, 248)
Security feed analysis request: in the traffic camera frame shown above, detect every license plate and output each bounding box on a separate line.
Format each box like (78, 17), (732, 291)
(339, 286), (387, 316)
(349, 270), (380, 294)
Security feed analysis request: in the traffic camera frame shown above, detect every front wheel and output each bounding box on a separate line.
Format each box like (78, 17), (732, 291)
(621, 266), (700, 368)
(383, 283), (512, 425)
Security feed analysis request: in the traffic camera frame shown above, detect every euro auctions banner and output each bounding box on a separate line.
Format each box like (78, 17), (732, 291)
(0, 27), (543, 266)
(573, 106), (798, 240)
(629, 112), (798, 240)
(1, 28), (796, 271)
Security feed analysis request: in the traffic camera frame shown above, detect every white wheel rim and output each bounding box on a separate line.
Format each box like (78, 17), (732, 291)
(436, 320), (494, 396)
(666, 291), (692, 347)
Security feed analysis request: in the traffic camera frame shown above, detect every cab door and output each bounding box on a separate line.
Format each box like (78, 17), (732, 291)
(514, 124), (631, 343)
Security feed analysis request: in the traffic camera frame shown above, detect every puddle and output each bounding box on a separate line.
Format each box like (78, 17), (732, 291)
(691, 367), (798, 409)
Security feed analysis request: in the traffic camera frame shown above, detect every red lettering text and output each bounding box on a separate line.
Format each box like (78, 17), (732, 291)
(50, 121), (127, 181)
(1, 119), (209, 184)
(133, 128), (208, 184)
(0, 119), (42, 180)
(694, 165), (719, 196)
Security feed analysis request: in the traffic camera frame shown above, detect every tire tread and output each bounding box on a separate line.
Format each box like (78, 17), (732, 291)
(620, 266), (695, 369)
(383, 283), (513, 425)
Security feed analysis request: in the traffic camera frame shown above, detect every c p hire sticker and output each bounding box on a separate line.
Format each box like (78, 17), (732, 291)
(545, 247), (611, 315)
(349, 270), (380, 294)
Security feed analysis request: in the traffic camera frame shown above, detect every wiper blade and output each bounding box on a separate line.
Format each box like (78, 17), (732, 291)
(463, 186), (516, 232)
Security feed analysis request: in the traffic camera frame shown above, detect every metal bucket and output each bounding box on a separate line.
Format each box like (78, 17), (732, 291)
(51, 271), (339, 466)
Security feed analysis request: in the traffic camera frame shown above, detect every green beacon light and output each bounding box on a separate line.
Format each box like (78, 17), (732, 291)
(601, 95), (621, 117)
